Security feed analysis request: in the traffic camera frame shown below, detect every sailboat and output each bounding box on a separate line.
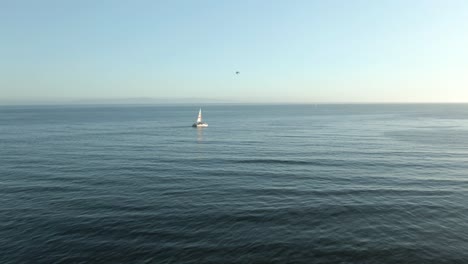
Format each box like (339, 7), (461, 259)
(192, 108), (208, 127)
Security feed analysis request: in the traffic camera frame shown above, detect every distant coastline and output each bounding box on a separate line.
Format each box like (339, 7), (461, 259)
(2, 98), (468, 106)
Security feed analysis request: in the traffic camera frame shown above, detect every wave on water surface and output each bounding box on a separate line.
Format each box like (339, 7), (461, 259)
(1, 104), (468, 263)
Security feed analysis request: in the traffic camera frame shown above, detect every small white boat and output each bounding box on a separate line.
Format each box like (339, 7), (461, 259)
(192, 108), (208, 127)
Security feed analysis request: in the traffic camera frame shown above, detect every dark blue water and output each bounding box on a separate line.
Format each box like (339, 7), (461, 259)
(2, 104), (468, 263)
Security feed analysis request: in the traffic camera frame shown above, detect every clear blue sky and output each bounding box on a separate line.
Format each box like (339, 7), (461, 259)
(1, 0), (468, 103)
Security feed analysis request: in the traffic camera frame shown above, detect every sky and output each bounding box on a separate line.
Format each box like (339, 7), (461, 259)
(1, 0), (468, 104)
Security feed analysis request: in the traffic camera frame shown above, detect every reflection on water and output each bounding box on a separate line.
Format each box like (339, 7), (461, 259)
(196, 127), (204, 142)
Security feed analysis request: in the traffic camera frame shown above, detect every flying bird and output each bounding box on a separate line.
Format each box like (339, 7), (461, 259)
(235, 71), (240, 75)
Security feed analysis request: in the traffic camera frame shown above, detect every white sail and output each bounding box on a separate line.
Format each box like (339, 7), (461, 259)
(197, 108), (202, 123)
(192, 108), (208, 127)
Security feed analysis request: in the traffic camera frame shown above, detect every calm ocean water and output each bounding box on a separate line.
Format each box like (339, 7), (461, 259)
(2, 104), (468, 263)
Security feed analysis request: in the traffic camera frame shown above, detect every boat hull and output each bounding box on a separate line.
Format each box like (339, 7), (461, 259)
(192, 123), (208, 128)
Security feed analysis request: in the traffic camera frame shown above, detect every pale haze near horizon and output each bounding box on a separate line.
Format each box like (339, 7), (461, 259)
(1, 0), (468, 104)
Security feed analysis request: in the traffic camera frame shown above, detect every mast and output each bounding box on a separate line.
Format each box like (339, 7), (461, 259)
(197, 108), (202, 123)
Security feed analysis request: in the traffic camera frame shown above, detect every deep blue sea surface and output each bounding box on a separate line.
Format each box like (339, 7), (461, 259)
(2, 104), (468, 263)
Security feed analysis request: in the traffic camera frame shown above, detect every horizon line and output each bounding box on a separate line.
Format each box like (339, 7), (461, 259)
(2, 101), (468, 107)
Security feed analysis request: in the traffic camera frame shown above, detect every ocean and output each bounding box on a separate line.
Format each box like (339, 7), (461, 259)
(1, 104), (468, 263)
